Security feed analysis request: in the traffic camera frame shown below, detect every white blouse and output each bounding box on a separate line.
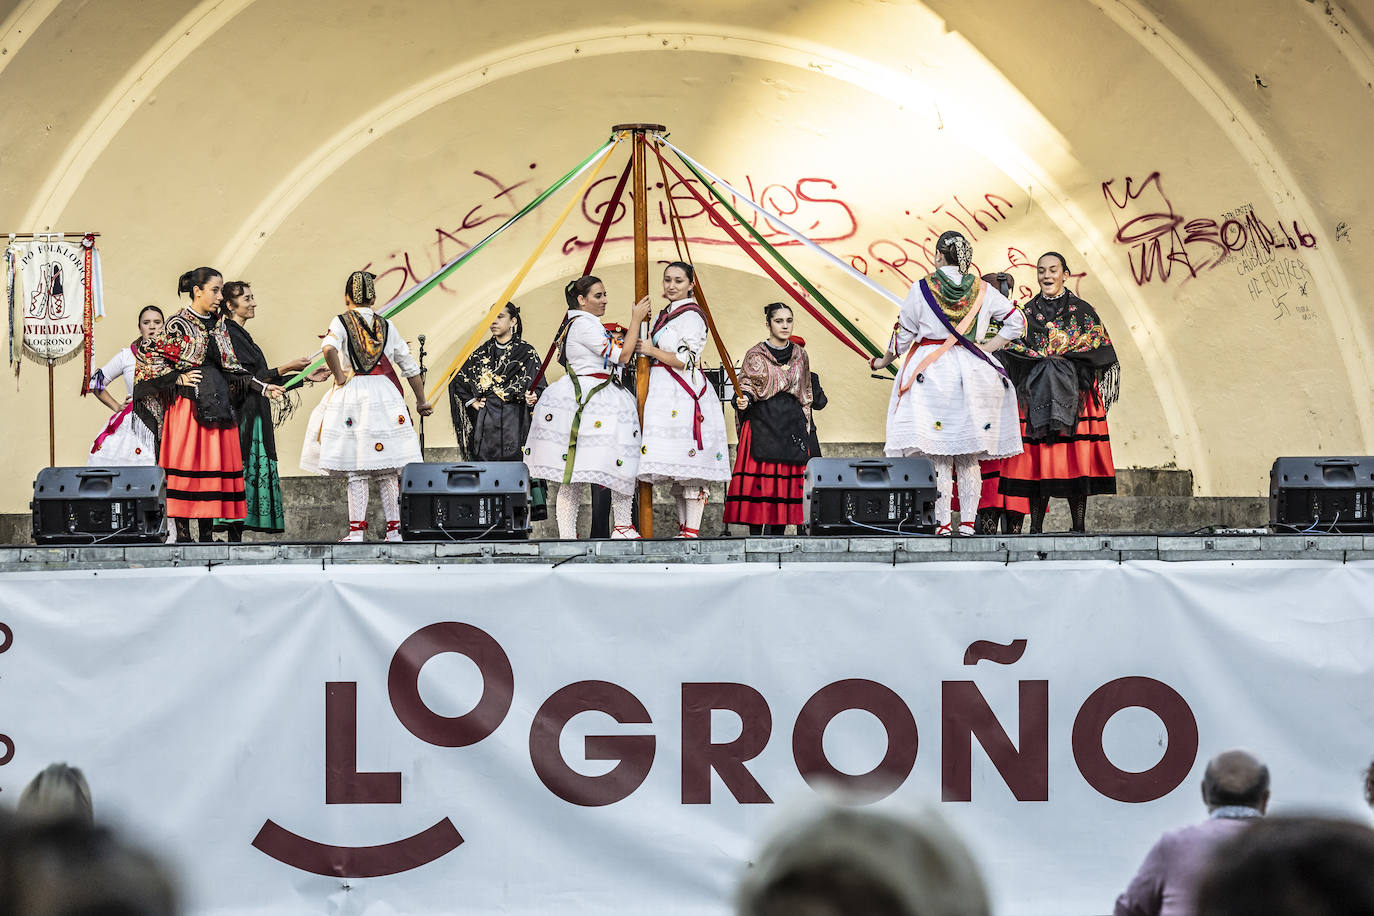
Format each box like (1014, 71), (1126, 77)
(90, 346), (136, 394)
(651, 298), (708, 371)
(562, 310), (623, 376)
(322, 308), (420, 377)
(895, 265), (1025, 353)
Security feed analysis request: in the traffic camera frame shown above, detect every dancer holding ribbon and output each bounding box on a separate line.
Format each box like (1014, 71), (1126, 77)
(86, 305), (163, 467)
(299, 270), (431, 542)
(524, 275), (650, 539)
(870, 231), (1025, 536)
(634, 262), (731, 538)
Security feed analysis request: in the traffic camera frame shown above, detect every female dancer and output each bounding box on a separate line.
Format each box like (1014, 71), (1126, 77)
(87, 305), (163, 466)
(870, 231), (1025, 535)
(447, 302), (544, 461)
(300, 270), (431, 542)
(524, 275), (650, 538)
(996, 252), (1119, 532)
(635, 262), (731, 537)
(135, 267), (275, 542)
(215, 281), (318, 540)
(723, 303), (814, 535)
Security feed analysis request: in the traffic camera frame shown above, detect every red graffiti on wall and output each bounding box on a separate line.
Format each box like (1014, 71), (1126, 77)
(846, 192), (1017, 286)
(1102, 172), (1317, 287)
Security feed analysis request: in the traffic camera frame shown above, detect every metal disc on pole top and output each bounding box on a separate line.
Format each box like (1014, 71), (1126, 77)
(611, 123), (667, 134)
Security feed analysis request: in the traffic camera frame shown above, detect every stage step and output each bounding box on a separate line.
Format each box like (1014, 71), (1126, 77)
(0, 450), (1263, 544)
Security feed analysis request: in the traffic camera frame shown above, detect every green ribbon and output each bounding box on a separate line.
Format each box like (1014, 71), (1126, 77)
(562, 371), (613, 484)
(284, 137), (617, 388)
(674, 155), (896, 375)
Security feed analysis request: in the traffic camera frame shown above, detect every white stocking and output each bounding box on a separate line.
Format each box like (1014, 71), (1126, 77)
(932, 456), (955, 527)
(612, 490), (635, 529)
(378, 473), (400, 525)
(347, 474), (369, 522)
(681, 487), (707, 534)
(954, 455), (981, 528)
(556, 483), (584, 539)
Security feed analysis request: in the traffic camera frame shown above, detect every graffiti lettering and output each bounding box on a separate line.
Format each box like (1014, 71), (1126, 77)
(855, 192), (1017, 284)
(1103, 174), (1319, 287)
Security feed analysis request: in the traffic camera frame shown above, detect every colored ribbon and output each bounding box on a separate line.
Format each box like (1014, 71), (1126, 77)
(664, 145), (893, 372)
(894, 280), (988, 407)
(562, 370), (612, 484)
(283, 137), (618, 389)
(426, 139), (621, 404)
(529, 146), (635, 394)
(661, 365), (707, 449)
(663, 138), (903, 308)
(651, 146), (739, 391)
(651, 146), (870, 360)
(91, 401), (132, 453)
(917, 279), (1011, 381)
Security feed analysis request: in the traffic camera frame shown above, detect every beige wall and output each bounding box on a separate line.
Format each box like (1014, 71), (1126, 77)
(1, 0), (1370, 512)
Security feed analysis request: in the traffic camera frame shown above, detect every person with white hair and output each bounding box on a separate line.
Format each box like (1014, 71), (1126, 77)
(736, 804), (991, 916)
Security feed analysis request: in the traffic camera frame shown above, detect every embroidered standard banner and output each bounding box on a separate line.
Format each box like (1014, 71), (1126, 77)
(1, 560), (1372, 915)
(17, 237), (100, 364)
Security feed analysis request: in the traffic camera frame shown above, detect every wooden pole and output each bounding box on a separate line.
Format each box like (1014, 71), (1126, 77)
(47, 359), (56, 467)
(631, 131), (655, 536)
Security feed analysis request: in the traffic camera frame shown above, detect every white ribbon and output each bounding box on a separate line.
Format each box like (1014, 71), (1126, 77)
(661, 139), (904, 307)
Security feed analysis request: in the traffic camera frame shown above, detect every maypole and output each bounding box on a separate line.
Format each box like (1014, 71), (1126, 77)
(615, 123), (665, 538)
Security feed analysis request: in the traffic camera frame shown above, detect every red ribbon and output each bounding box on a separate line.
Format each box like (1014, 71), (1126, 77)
(80, 235), (95, 395)
(530, 155), (635, 394)
(91, 402), (132, 453)
(660, 365), (707, 449)
(651, 145), (869, 359)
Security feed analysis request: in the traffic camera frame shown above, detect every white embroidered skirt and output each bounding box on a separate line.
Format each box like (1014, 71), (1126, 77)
(884, 343), (1022, 460)
(524, 374), (641, 494)
(300, 375), (421, 475)
(637, 366), (731, 485)
(86, 408), (157, 466)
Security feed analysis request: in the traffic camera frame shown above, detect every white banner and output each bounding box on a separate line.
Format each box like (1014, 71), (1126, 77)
(18, 237), (87, 361)
(1, 561), (1372, 915)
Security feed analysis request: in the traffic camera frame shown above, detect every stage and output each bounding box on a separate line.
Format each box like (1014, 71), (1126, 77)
(3, 532), (1371, 571)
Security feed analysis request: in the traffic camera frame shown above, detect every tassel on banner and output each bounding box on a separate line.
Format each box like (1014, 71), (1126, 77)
(80, 234), (96, 395)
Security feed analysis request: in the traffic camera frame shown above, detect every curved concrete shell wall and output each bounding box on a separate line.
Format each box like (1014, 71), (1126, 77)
(1, 0), (1370, 512)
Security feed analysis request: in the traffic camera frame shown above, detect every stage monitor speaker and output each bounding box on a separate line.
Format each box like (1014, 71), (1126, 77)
(1269, 456), (1374, 532)
(31, 466), (167, 545)
(803, 457), (937, 536)
(400, 462), (532, 540)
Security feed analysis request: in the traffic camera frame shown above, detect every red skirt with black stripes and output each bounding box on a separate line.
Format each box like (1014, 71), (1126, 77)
(998, 387), (1116, 500)
(160, 396), (247, 519)
(722, 420), (805, 526)
(952, 458), (1031, 515)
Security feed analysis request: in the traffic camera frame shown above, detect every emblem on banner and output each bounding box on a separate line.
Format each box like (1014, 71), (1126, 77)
(19, 240), (86, 362)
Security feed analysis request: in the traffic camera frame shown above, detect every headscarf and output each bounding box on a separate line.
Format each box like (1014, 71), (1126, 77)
(348, 270), (377, 306)
(936, 231), (973, 275)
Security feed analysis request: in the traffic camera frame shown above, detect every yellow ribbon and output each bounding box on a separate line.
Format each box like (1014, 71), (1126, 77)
(425, 139), (622, 404)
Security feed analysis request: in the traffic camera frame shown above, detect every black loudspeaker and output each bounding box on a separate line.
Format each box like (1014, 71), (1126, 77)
(400, 462), (532, 540)
(1269, 457), (1374, 532)
(31, 466), (167, 544)
(803, 457), (938, 535)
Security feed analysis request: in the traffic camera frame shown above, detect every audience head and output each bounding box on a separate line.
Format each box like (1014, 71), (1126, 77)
(344, 270), (377, 308)
(1195, 816), (1374, 916)
(17, 763), (93, 826)
(0, 818), (179, 916)
(1201, 750), (1270, 813)
(934, 231), (972, 273)
(736, 804), (990, 916)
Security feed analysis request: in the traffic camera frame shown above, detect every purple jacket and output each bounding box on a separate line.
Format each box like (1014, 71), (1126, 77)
(1113, 814), (1257, 916)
